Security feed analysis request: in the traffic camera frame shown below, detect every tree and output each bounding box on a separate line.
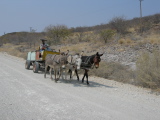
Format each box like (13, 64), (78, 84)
(108, 16), (128, 35)
(100, 29), (116, 43)
(44, 25), (71, 44)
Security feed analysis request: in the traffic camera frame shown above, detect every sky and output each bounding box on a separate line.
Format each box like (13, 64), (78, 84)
(0, 0), (160, 36)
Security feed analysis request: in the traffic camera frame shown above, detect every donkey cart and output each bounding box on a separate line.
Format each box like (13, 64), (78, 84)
(25, 50), (60, 73)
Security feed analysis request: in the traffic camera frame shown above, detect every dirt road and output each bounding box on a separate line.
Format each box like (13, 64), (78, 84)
(0, 52), (160, 120)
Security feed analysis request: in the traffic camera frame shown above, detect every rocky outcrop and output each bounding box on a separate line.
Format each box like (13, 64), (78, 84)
(99, 43), (160, 70)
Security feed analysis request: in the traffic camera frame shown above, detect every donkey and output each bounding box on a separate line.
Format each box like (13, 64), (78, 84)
(75, 52), (103, 85)
(62, 51), (84, 80)
(44, 51), (69, 82)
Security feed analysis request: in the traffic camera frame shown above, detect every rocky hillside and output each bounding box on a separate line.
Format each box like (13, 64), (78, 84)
(99, 43), (160, 70)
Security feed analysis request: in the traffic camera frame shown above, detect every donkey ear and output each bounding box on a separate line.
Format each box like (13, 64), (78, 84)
(80, 51), (84, 56)
(96, 52), (99, 55)
(56, 58), (60, 64)
(65, 50), (69, 55)
(67, 55), (72, 63)
(99, 54), (103, 56)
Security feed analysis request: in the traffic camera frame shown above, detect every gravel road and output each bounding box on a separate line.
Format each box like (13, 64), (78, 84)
(0, 52), (160, 120)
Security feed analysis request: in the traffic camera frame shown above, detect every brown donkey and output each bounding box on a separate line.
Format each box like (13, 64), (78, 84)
(75, 52), (103, 85)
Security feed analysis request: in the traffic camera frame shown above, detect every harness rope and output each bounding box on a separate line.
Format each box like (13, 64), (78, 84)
(81, 56), (95, 69)
(46, 54), (60, 64)
(68, 55), (74, 65)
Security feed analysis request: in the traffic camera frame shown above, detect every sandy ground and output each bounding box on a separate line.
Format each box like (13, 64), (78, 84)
(0, 52), (160, 120)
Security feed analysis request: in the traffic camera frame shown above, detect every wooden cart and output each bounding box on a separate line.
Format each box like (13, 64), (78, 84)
(25, 50), (60, 73)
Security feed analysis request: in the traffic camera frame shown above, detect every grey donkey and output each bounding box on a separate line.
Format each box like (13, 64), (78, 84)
(44, 51), (69, 82)
(61, 51), (84, 81)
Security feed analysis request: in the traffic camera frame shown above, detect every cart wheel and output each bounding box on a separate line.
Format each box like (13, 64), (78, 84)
(25, 60), (31, 69)
(33, 62), (39, 73)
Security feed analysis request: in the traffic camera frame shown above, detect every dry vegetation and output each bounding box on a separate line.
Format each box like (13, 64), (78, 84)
(0, 43), (28, 59)
(136, 51), (160, 90)
(0, 13), (160, 91)
(89, 62), (135, 83)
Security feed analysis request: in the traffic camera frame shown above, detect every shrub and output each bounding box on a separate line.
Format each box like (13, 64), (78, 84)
(118, 38), (133, 45)
(108, 16), (128, 35)
(44, 25), (71, 44)
(90, 61), (134, 83)
(99, 29), (116, 43)
(118, 39), (125, 44)
(136, 50), (160, 89)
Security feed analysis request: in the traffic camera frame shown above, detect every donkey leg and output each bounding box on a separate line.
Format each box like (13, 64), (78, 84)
(50, 68), (53, 80)
(54, 69), (56, 82)
(61, 69), (64, 80)
(44, 65), (47, 78)
(86, 70), (89, 85)
(57, 68), (61, 81)
(82, 74), (86, 83)
(82, 70), (86, 83)
(69, 69), (72, 80)
(65, 69), (67, 80)
(71, 69), (75, 80)
(75, 69), (79, 81)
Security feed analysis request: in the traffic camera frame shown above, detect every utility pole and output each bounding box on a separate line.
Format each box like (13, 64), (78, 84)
(30, 27), (32, 32)
(140, 0), (143, 18)
(139, 0), (143, 33)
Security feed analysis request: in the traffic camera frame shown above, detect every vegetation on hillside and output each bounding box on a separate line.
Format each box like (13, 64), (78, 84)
(1, 14), (159, 46)
(0, 13), (160, 92)
(136, 50), (160, 90)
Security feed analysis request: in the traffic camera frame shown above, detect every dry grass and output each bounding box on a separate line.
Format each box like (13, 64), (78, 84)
(128, 32), (160, 45)
(52, 41), (105, 55)
(146, 34), (160, 44)
(0, 43), (28, 59)
(136, 50), (160, 90)
(118, 38), (134, 45)
(89, 61), (135, 84)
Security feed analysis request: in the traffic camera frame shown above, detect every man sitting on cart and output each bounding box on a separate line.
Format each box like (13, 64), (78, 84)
(40, 39), (51, 51)
(39, 39), (52, 58)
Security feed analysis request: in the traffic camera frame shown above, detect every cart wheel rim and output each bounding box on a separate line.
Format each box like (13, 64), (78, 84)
(25, 61), (29, 69)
